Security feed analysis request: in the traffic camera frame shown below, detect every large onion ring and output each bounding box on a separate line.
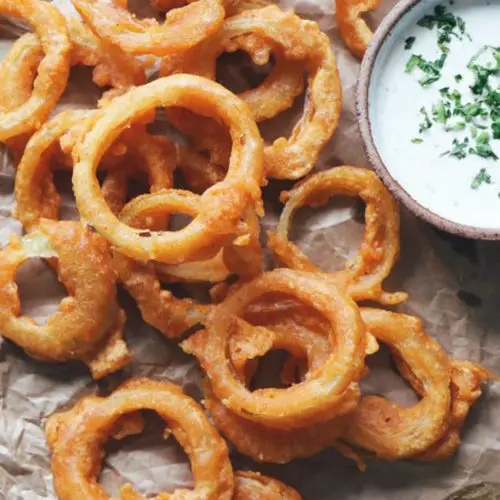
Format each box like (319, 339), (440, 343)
(72, 0), (225, 56)
(45, 378), (234, 500)
(335, 0), (380, 58)
(182, 269), (366, 429)
(0, 220), (130, 377)
(343, 308), (452, 460)
(0, 0), (71, 141)
(72, 75), (264, 263)
(15, 109), (174, 231)
(234, 471), (302, 499)
(268, 166), (407, 305)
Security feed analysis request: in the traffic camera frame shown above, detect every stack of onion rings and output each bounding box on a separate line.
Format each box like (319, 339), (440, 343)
(72, 74), (264, 264)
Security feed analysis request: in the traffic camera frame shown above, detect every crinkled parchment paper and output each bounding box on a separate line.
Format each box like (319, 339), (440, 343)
(1, 1), (500, 499)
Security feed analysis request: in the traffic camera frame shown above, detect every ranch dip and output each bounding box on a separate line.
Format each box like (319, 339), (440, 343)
(370, 0), (500, 229)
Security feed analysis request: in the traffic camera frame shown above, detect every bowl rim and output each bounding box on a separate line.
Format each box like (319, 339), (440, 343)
(356, 0), (500, 240)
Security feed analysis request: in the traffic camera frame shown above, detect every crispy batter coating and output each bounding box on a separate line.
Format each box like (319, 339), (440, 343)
(72, 75), (264, 264)
(72, 0), (225, 56)
(0, 220), (129, 378)
(335, 0), (380, 58)
(234, 471), (303, 499)
(268, 166), (407, 305)
(46, 379), (234, 499)
(0, 0), (71, 141)
(182, 269), (366, 430)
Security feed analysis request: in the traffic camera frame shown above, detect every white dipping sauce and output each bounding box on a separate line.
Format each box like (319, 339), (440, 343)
(370, 0), (500, 229)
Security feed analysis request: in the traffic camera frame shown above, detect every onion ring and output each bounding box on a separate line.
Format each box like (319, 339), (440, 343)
(163, 6), (341, 180)
(14, 109), (174, 231)
(162, 6), (306, 123)
(0, 219), (130, 378)
(45, 378), (234, 500)
(343, 308), (452, 460)
(234, 471), (302, 499)
(267, 166), (408, 305)
(182, 269), (366, 429)
(72, 0), (225, 56)
(335, 0), (380, 58)
(72, 74), (264, 264)
(0, 0), (71, 141)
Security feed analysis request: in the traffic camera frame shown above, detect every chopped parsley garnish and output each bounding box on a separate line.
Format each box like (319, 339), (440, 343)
(405, 6), (500, 190)
(471, 168), (492, 189)
(418, 107), (433, 133)
(405, 36), (416, 50)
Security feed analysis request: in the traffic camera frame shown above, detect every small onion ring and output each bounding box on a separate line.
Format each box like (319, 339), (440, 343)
(72, 0), (225, 56)
(267, 166), (407, 305)
(45, 378), (234, 500)
(162, 6), (305, 123)
(335, 0), (380, 58)
(234, 471), (302, 499)
(343, 308), (452, 460)
(182, 268), (366, 429)
(72, 74), (264, 264)
(0, 0), (71, 141)
(0, 220), (129, 376)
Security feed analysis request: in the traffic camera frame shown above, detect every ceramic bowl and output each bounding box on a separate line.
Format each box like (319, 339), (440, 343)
(357, 0), (500, 239)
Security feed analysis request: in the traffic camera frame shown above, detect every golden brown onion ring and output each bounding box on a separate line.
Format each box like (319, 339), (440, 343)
(72, 75), (264, 264)
(164, 6), (341, 180)
(0, 0), (71, 141)
(14, 109), (174, 231)
(162, 6), (305, 123)
(234, 471), (302, 499)
(268, 166), (407, 305)
(45, 378), (234, 500)
(0, 220), (130, 378)
(72, 0), (225, 56)
(343, 308), (452, 460)
(182, 269), (366, 429)
(187, 321), (356, 463)
(335, 0), (380, 58)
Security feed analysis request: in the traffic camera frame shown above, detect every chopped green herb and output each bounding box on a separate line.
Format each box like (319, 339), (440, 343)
(454, 74), (462, 82)
(445, 122), (466, 132)
(405, 36), (416, 50)
(432, 101), (451, 123)
(405, 53), (448, 86)
(471, 168), (492, 189)
(443, 137), (470, 159)
(470, 132), (499, 159)
(411, 138), (424, 144)
(418, 107), (433, 133)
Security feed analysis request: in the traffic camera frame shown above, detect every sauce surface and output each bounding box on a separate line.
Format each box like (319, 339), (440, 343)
(370, 0), (500, 229)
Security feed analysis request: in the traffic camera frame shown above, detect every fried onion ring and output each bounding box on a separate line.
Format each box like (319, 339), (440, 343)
(335, 0), (380, 58)
(234, 471), (302, 499)
(0, 0), (71, 141)
(182, 269), (366, 429)
(72, 0), (225, 56)
(14, 109), (174, 231)
(163, 6), (341, 180)
(268, 166), (407, 305)
(162, 6), (305, 123)
(45, 378), (234, 500)
(72, 75), (264, 264)
(0, 220), (130, 377)
(343, 308), (452, 460)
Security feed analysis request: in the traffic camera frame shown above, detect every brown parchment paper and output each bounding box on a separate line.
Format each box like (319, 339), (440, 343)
(1, 1), (500, 499)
